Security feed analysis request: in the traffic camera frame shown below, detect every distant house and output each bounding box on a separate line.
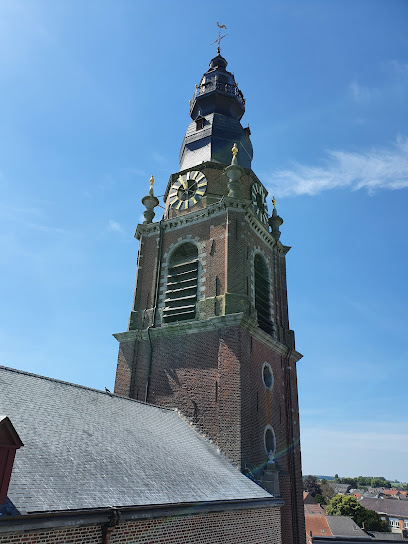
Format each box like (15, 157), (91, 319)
(359, 497), (408, 535)
(304, 503), (391, 544)
(328, 482), (351, 495)
(305, 502), (408, 544)
(304, 492), (317, 504)
(384, 489), (408, 499)
(304, 503), (333, 543)
(325, 516), (369, 539)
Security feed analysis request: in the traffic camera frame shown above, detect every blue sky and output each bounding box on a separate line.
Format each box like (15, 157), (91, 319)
(1, 1), (407, 482)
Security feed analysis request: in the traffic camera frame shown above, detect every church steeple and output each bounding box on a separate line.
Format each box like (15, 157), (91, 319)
(114, 40), (306, 544)
(180, 52), (253, 170)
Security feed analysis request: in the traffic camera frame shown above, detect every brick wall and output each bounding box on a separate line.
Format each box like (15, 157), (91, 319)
(0, 507), (281, 544)
(113, 166), (305, 544)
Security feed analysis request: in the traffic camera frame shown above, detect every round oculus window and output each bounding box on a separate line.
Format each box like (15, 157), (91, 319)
(262, 363), (274, 390)
(264, 425), (276, 456)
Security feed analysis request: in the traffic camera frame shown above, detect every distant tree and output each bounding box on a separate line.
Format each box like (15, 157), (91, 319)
(327, 495), (388, 531)
(321, 478), (327, 485)
(362, 510), (388, 531)
(314, 494), (326, 505)
(357, 476), (371, 487)
(342, 477), (358, 488)
(303, 475), (321, 497)
(334, 474), (339, 483)
(320, 481), (335, 503)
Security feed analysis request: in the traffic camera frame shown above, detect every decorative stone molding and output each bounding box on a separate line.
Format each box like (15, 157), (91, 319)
(113, 312), (303, 364)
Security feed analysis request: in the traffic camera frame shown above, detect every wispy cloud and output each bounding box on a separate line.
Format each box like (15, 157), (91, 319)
(107, 219), (123, 233)
(349, 79), (380, 104)
(384, 59), (408, 78)
(266, 137), (408, 196)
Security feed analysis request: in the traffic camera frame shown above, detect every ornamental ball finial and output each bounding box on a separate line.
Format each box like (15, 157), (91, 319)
(272, 195), (276, 208)
(232, 143), (238, 157)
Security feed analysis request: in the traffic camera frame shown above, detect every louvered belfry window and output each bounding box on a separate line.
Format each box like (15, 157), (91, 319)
(163, 243), (198, 324)
(254, 254), (273, 334)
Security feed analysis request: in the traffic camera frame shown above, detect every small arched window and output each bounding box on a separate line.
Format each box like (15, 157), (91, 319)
(163, 243), (198, 324)
(254, 254), (273, 335)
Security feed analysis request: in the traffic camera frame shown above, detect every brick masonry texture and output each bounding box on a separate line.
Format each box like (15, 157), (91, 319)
(0, 508), (281, 544)
(114, 166), (305, 544)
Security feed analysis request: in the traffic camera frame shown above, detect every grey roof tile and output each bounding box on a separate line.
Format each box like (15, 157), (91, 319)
(326, 516), (368, 537)
(0, 366), (271, 514)
(359, 497), (408, 518)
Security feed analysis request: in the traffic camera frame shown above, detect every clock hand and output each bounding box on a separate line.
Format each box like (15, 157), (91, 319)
(178, 175), (188, 190)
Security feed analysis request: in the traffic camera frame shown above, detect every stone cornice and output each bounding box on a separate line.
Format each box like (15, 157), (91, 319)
(135, 197), (250, 239)
(135, 197), (290, 258)
(113, 313), (303, 363)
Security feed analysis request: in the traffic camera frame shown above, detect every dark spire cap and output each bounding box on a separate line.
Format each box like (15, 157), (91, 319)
(209, 52), (228, 71)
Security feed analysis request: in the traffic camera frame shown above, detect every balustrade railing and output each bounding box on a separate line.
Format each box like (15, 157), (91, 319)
(189, 79), (245, 113)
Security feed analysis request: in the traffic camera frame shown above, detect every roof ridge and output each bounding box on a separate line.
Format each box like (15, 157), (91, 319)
(0, 365), (174, 412)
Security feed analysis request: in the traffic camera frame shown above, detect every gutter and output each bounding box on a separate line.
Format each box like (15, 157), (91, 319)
(0, 497), (283, 534)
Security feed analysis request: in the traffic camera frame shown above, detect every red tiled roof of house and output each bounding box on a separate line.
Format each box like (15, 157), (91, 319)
(305, 503), (333, 540)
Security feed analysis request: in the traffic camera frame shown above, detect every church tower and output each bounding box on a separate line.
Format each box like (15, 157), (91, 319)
(114, 48), (305, 544)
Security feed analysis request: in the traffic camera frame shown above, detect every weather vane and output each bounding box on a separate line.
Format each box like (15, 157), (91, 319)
(211, 22), (228, 53)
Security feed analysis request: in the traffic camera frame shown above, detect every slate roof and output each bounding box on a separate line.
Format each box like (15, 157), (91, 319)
(326, 516), (369, 538)
(303, 492), (316, 504)
(369, 532), (404, 541)
(0, 366), (272, 514)
(359, 498), (408, 518)
(328, 482), (352, 494)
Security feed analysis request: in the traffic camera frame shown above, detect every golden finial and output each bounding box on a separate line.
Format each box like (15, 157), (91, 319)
(232, 143), (238, 157)
(272, 195), (276, 208)
(150, 175), (155, 187)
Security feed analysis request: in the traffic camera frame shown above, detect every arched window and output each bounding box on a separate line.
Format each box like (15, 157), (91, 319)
(254, 254), (273, 334)
(163, 242), (198, 324)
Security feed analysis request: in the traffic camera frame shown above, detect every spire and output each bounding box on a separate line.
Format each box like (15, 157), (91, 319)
(141, 175), (159, 224)
(180, 46), (253, 170)
(268, 196), (284, 241)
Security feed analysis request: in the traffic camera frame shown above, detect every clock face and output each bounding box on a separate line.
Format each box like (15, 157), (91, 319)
(251, 183), (269, 224)
(169, 170), (207, 210)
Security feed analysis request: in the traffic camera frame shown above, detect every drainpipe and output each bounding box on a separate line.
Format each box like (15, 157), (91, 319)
(102, 509), (120, 544)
